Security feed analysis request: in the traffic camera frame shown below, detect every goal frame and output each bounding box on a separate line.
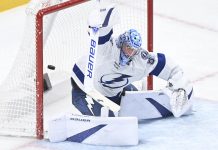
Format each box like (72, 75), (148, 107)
(35, 0), (153, 139)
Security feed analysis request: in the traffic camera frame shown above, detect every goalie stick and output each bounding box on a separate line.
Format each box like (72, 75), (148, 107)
(84, 1), (120, 113)
(84, 26), (120, 113)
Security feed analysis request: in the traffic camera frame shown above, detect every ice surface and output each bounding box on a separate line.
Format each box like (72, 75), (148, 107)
(1, 99), (218, 150)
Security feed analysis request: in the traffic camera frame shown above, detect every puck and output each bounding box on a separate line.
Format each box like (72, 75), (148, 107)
(47, 65), (55, 70)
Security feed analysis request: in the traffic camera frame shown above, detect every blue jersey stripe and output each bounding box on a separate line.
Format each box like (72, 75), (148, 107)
(149, 53), (166, 76)
(98, 29), (113, 45)
(106, 91), (122, 105)
(73, 64), (84, 84)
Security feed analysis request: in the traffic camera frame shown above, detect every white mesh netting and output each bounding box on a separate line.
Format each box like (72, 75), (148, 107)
(0, 0), (147, 137)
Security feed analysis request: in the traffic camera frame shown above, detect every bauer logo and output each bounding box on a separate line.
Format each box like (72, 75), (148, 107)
(100, 8), (106, 12)
(87, 39), (96, 78)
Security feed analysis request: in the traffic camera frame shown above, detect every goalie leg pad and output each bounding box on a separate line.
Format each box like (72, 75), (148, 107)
(48, 114), (138, 146)
(119, 90), (193, 119)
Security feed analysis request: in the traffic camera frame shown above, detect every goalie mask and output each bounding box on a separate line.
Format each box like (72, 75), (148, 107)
(116, 29), (142, 66)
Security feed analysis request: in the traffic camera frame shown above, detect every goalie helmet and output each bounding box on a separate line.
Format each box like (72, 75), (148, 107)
(116, 29), (142, 66)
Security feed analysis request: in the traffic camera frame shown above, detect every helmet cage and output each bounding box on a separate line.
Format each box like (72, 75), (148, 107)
(116, 29), (142, 59)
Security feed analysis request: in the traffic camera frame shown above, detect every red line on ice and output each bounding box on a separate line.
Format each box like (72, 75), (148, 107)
(155, 13), (218, 33)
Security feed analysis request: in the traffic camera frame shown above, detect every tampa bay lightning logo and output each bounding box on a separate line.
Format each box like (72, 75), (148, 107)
(100, 73), (132, 89)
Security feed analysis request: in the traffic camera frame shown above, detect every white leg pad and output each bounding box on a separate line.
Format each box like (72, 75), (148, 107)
(119, 90), (193, 119)
(48, 114), (138, 146)
(48, 115), (68, 142)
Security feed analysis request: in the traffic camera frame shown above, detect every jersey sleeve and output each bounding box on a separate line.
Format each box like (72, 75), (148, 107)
(149, 53), (183, 81)
(149, 53), (193, 98)
(96, 23), (115, 57)
(98, 27), (113, 48)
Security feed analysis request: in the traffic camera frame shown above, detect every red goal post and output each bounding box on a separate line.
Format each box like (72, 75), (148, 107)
(147, 0), (153, 90)
(36, 0), (88, 140)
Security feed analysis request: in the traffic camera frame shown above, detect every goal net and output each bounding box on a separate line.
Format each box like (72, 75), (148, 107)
(0, 0), (151, 139)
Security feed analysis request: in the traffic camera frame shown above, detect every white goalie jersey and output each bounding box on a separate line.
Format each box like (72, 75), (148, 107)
(71, 28), (191, 99)
(71, 5), (193, 104)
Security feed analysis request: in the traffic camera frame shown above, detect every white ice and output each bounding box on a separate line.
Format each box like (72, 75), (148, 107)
(0, 0), (218, 149)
